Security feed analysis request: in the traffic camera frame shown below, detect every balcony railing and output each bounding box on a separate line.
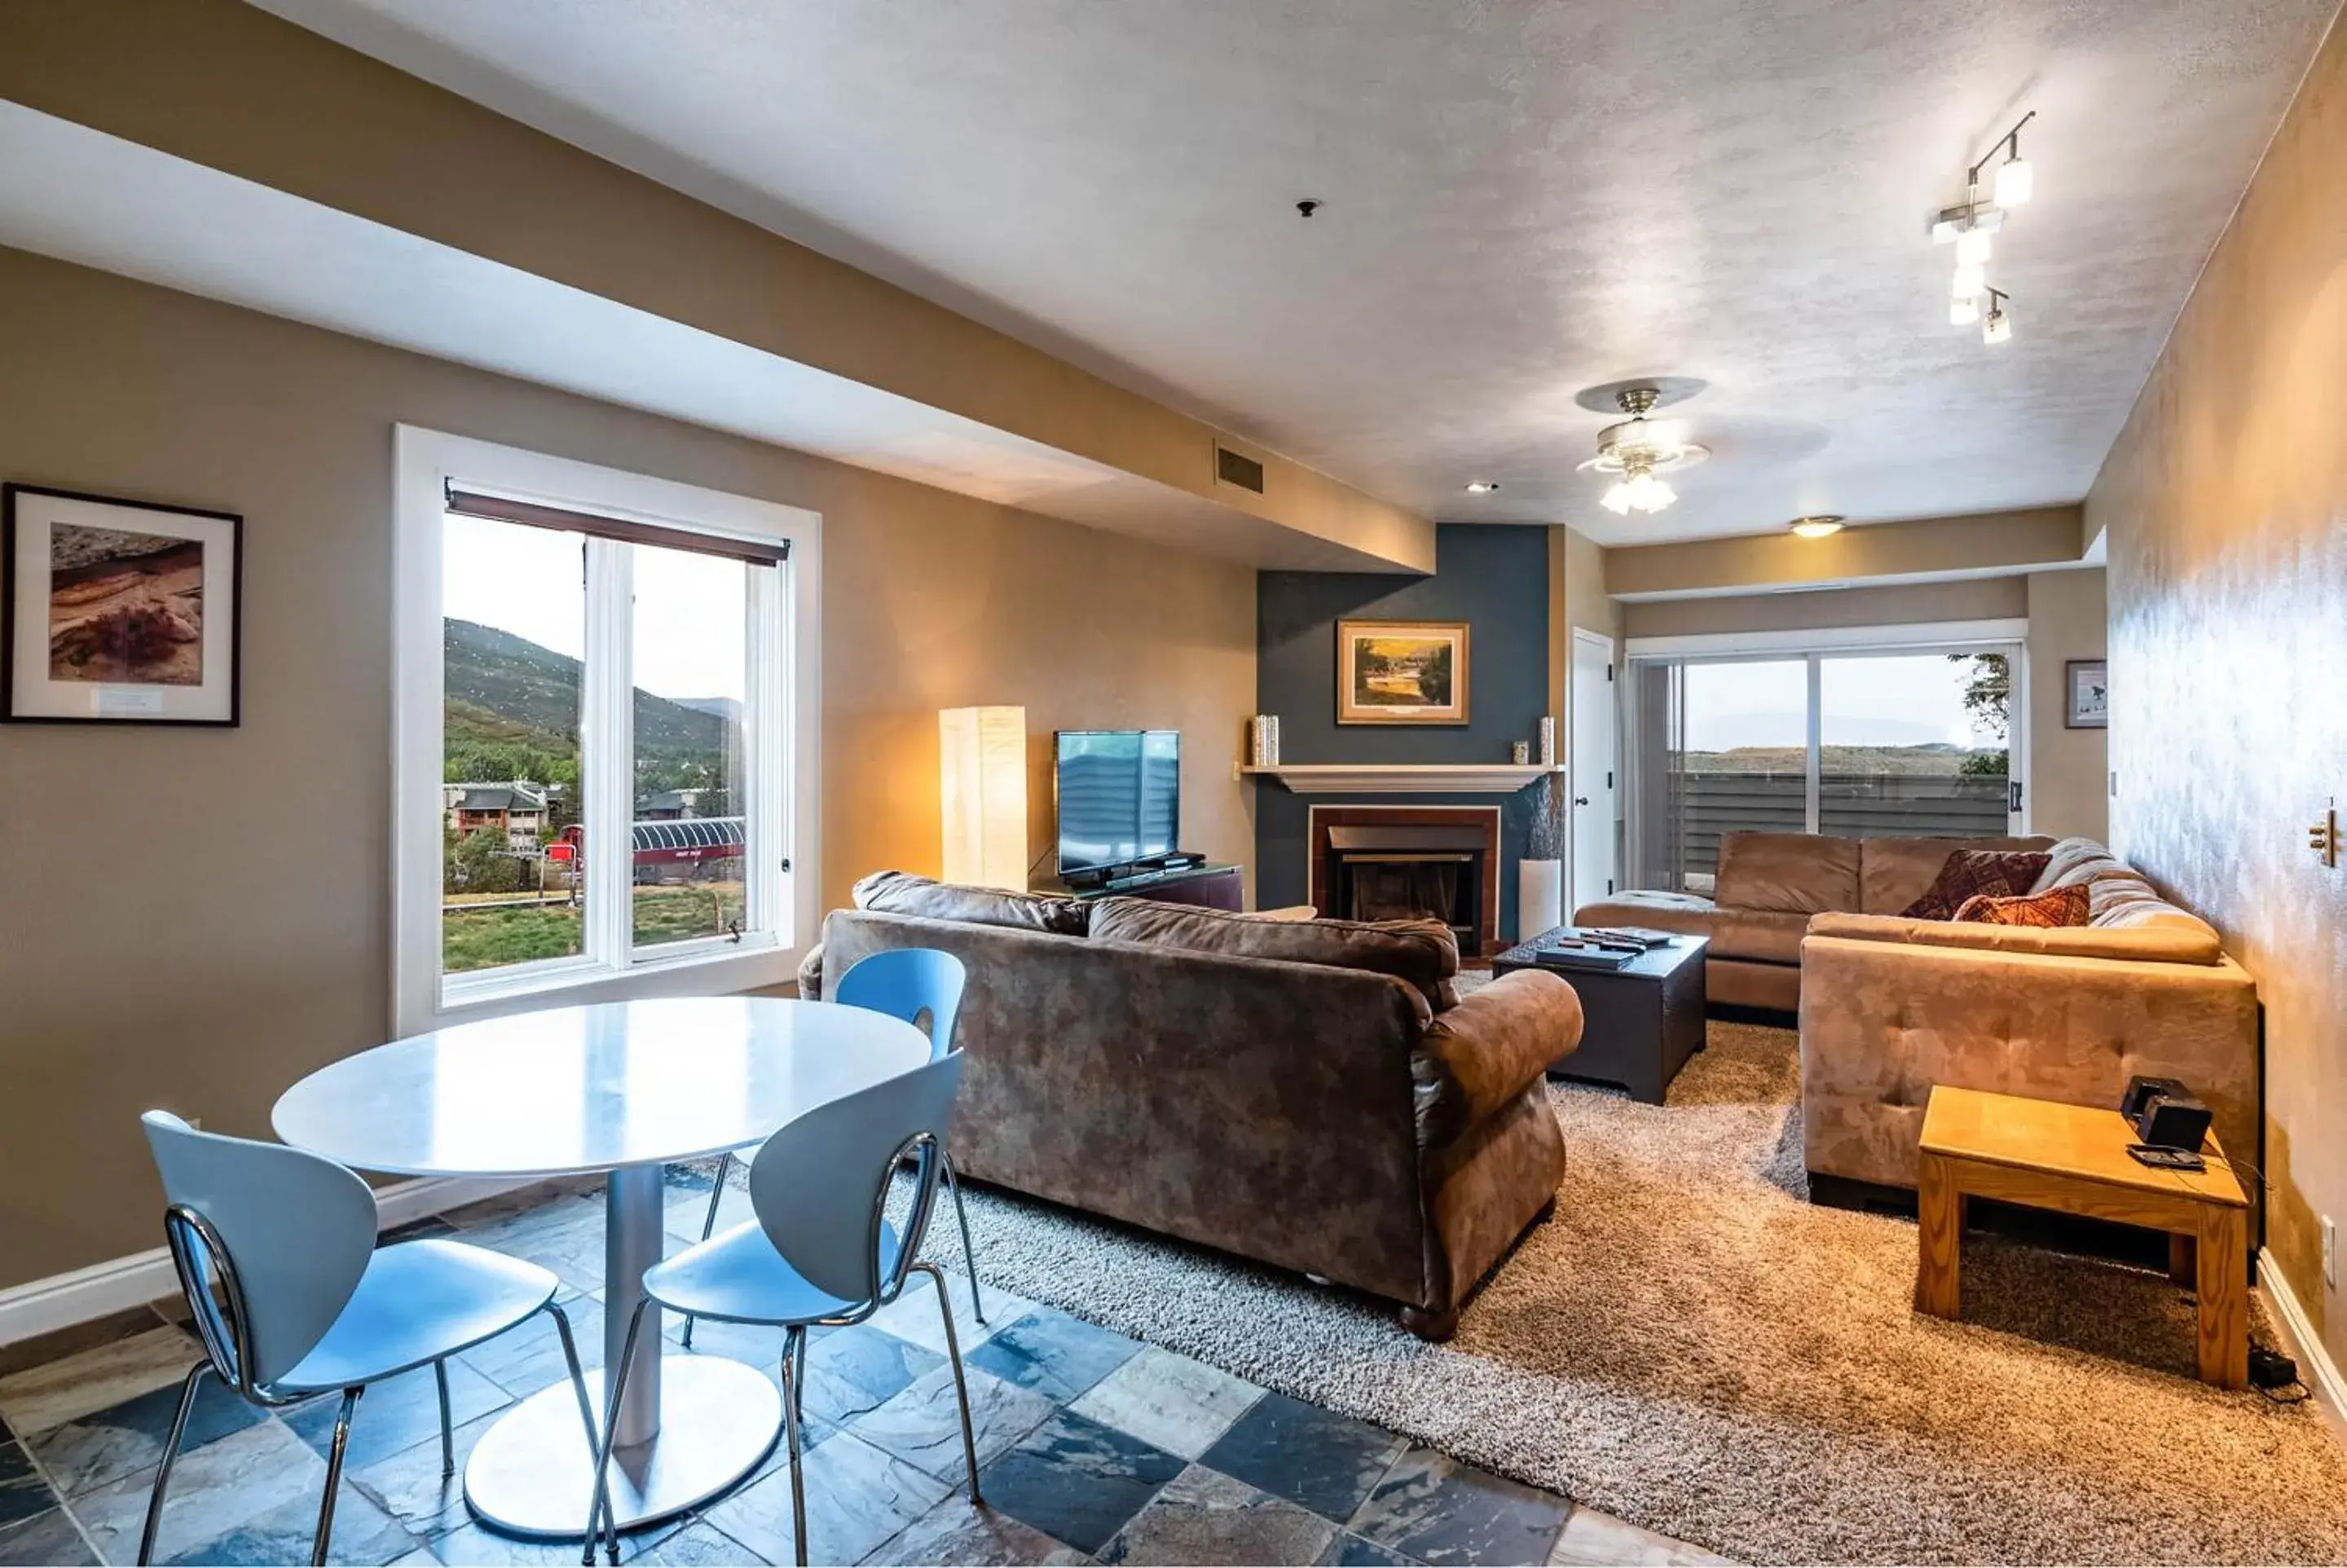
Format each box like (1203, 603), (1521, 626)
(1655, 770), (2010, 889)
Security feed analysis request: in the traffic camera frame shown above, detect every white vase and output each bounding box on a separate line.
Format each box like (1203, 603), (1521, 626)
(1517, 858), (1564, 940)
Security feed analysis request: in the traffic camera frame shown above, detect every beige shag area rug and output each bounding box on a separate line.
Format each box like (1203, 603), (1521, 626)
(918, 1020), (2347, 1565)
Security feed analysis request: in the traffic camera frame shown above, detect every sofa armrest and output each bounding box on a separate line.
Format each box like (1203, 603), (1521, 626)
(1798, 933), (2260, 1208)
(1413, 970), (1583, 1147)
(795, 940), (826, 1000)
(1805, 910), (2222, 964)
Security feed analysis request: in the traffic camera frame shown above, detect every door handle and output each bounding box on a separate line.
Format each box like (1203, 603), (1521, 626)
(1574, 796), (1592, 806)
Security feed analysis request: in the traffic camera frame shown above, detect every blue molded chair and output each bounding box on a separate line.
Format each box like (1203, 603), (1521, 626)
(139, 1112), (596, 1567)
(591, 1051), (980, 1566)
(686, 948), (984, 1344)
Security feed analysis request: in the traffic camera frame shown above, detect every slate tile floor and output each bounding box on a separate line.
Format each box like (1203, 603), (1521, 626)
(0, 1169), (1727, 1566)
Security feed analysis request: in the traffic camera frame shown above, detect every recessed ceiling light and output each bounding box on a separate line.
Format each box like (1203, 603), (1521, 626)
(1790, 515), (1847, 540)
(1463, 481), (1499, 495)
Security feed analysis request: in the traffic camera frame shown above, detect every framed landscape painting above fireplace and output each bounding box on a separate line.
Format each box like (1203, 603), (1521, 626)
(1338, 618), (1469, 724)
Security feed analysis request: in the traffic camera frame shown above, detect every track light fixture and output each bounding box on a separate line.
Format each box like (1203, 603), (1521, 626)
(1978, 112), (2036, 209)
(1931, 110), (2036, 343)
(1980, 288), (2012, 345)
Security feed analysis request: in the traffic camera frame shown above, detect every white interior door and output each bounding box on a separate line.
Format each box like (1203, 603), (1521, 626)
(1571, 630), (1618, 910)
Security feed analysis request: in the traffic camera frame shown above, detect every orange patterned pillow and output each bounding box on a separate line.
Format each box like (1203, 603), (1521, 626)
(1952, 883), (2090, 927)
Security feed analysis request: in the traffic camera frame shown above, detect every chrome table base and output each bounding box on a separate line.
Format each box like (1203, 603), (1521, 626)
(464, 1165), (780, 1538)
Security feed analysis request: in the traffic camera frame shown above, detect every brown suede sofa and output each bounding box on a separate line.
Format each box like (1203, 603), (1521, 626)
(1799, 836), (2260, 1215)
(1574, 830), (2057, 1011)
(799, 872), (1584, 1338)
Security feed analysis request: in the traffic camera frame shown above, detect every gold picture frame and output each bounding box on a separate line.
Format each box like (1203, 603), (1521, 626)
(1337, 619), (1469, 725)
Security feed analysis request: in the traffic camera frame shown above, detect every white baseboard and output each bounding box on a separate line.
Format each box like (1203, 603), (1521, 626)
(0, 1175), (531, 1350)
(2259, 1247), (2347, 1442)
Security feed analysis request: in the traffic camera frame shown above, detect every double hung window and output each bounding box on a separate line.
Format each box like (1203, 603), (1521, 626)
(394, 429), (818, 1030)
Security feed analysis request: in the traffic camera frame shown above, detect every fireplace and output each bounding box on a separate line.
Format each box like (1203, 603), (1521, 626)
(1308, 806), (1502, 956)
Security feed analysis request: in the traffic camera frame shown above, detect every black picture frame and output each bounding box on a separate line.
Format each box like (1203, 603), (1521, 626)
(2064, 658), (2107, 729)
(3, 482), (244, 726)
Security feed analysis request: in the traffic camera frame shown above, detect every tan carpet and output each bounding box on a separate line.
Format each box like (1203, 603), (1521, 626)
(926, 1021), (2347, 1565)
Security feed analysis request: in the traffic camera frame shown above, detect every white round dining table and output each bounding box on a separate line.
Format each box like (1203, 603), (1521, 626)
(272, 995), (932, 1539)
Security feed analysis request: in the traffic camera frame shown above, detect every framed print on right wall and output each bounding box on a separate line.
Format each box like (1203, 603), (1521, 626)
(2066, 658), (2108, 729)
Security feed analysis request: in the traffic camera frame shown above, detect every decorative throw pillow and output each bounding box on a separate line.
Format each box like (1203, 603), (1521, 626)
(1951, 883), (2091, 927)
(1900, 849), (2053, 921)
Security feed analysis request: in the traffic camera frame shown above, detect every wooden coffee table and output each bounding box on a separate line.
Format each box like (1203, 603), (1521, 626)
(1915, 1086), (2250, 1388)
(1491, 930), (1706, 1104)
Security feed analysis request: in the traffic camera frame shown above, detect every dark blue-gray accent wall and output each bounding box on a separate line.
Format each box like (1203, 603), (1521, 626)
(1255, 524), (1549, 937)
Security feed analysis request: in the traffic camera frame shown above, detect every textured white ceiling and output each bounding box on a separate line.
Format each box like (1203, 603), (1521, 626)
(259, 0), (2337, 544)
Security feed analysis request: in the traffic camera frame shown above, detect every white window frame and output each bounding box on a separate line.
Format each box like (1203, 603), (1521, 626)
(1622, 619), (2031, 887)
(392, 426), (821, 1036)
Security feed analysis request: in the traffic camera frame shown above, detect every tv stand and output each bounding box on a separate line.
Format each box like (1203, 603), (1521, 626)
(1044, 861), (1243, 911)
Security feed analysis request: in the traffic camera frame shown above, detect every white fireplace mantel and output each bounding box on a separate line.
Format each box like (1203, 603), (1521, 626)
(1241, 763), (1564, 795)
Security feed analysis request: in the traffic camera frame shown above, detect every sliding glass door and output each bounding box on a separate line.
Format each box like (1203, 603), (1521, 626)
(1627, 641), (2023, 895)
(1819, 652), (2013, 839)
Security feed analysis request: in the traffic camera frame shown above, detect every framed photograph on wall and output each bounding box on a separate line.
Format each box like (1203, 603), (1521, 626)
(4, 483), (243, 725)
(2065, 658), (2108, 729)
(1337, 618), (1470, 725)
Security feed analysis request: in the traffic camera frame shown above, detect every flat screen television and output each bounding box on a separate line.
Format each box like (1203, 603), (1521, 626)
(1055, 729), (1179, 877)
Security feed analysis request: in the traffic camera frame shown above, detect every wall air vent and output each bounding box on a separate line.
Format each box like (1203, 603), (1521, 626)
(1215, 446), (1266, 494)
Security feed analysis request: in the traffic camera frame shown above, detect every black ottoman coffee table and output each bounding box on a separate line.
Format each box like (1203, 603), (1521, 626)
(1492, 930), (1707, 1104)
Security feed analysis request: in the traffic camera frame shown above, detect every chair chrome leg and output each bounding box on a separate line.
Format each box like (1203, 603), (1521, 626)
(940, 1152), (986, 1324)
(544, 1302), (600, 1450)
(585, 1300), (649, 1566)
(777, 1325), (810, 1568)
(912, 1261), (983, 1504)
(136, 1362), (209, 1566)
(681, 1152), (734, 1350)
(433, 1359), (455, 1478)
(312, 1386), (362, 1568)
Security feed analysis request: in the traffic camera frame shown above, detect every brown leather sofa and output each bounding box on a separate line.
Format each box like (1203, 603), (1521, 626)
(1799, 836), (2259, 1216)
(1573, 830), (2056, 1010)
(799, 873), (1584, 1338)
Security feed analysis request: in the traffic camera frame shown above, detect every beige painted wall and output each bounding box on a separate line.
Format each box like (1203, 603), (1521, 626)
(0, 248), (1255, 1290)
(1604, 507), (2086, 599)
(1618, 576), (2027, 640)
(2085, 12), (2347, 1360)
(2023, 570), (2109, 841)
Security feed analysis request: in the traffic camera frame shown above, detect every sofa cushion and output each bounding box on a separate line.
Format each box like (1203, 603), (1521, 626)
(1715, 832), (1861, 914)
(1570, 889), (1717, 939)
(1953, 883), (2090, 927)
(1900, 848), (2053, 921)
(1567, 892), (1718, 929)
(1090, 896), (1459, 1012)
(852, 870), (1090, 936)
(1706, 909), (1811, 965)
(1859, 835), (2053, 914)
(2032, 837), (2140, 892)
(1805, 910), (2223, 963)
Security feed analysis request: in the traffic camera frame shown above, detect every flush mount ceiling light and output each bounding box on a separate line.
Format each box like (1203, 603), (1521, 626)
(1790, 514), (1847, 540)
(1931, 110), (2037, 342)
(1577, 387), (1707, 516)
(1463, 481), (1500, 495)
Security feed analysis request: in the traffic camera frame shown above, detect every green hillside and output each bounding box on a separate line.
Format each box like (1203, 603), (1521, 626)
(443, 619), (733, 792)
